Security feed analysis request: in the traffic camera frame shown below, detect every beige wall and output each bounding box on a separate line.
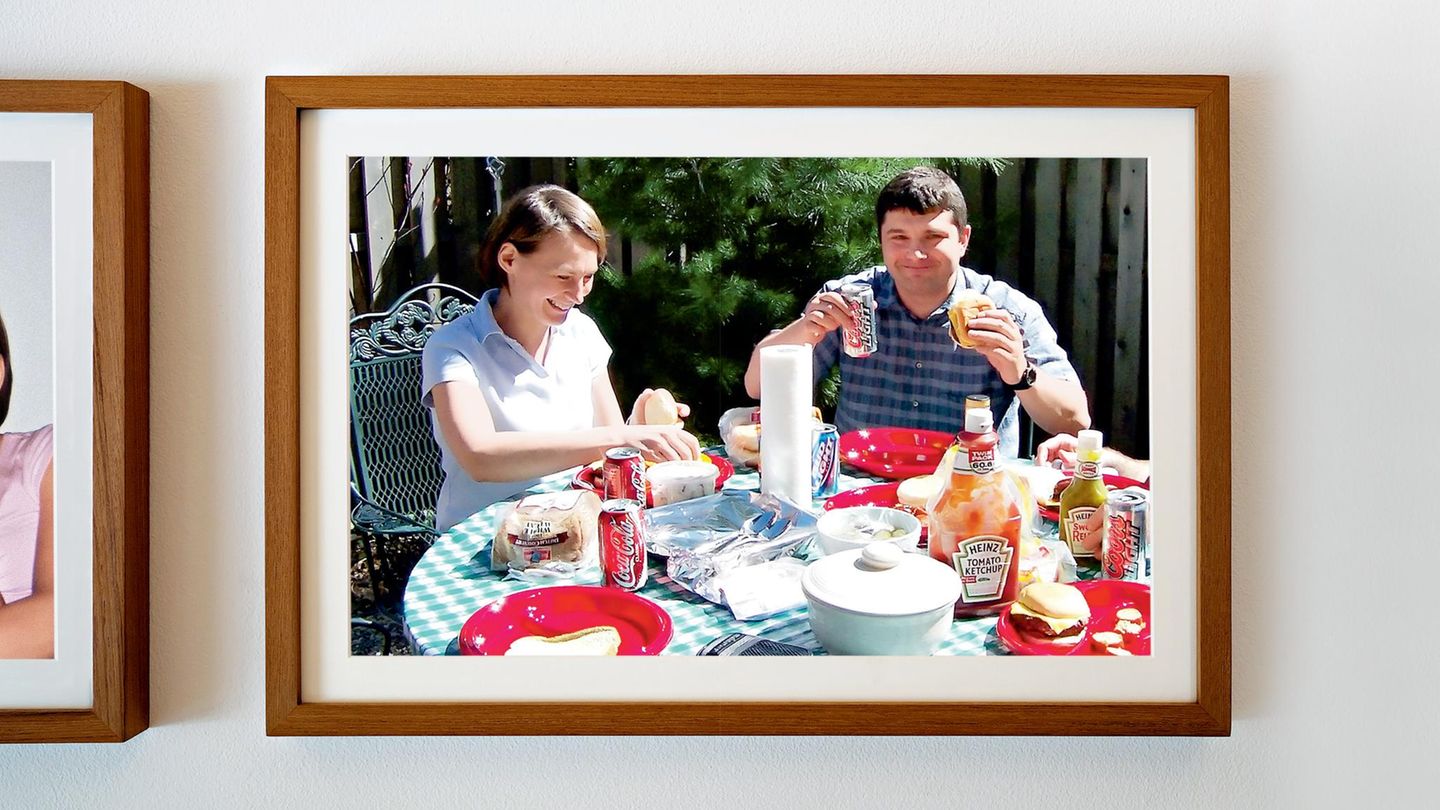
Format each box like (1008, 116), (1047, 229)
(1, 0), (1434, 806)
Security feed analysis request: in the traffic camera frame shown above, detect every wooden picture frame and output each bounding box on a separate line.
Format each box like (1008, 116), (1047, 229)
(265, 75), (1228, 736)
(0, 80), (150, 743)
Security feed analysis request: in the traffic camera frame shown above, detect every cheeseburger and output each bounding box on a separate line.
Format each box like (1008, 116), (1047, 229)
(1009, 582), (1090, 643)
(947, 289), (995, 349)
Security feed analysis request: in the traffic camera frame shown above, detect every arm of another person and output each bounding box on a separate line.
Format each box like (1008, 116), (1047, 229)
(1036, 433), (1152, 481)
(743, 289), (854, 399)
(0, 461), (55, 659)
(430, 376), (698, 483)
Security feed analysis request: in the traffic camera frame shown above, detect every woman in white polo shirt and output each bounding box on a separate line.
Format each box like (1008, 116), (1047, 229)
(422, 185), (700, 531)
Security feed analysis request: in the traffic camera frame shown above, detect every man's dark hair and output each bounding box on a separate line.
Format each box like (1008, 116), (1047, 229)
(875, 166), (968, 234)
(0, 309), (12, 428)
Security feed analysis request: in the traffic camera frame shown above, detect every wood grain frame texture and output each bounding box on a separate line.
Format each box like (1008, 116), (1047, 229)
(0, 80), (150, 743)
(265, 75), (1229, 737)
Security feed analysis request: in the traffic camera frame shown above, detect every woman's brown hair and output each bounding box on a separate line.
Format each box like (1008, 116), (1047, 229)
(0, 309), (12, 428)
(477, 185), (607, 289)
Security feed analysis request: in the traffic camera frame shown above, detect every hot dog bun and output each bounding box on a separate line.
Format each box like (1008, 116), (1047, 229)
(504, 625), (622, 656)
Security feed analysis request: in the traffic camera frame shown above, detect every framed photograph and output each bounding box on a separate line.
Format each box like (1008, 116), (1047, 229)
(266, 75), (1228, 736)
(0, 81), (149, 742)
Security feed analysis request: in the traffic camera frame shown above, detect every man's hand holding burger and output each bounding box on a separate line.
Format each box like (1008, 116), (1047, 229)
(964, 307), (1028, 386)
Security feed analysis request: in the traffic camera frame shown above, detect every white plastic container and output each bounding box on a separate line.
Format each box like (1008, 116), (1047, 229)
(801, 543), (961, 656)
(645, 460), (719, 507)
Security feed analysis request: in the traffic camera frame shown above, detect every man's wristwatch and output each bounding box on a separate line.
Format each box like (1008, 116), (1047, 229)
(1007, 361), (1038, 391)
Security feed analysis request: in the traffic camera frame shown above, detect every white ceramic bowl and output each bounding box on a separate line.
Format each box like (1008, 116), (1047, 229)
(801, 543), (961, 655)
(814, 506), (922, 556)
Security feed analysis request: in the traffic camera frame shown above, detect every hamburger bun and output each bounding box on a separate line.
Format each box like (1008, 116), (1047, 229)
(897, 474), (943, 514)
(642, 388), (682, 425)
(732, 423), (762, 454)
(947, 289), (996, 349)
(1009, 582), (1090, 642)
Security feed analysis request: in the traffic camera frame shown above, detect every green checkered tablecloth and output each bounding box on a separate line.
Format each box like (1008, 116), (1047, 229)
(402, 454), (1090, 656)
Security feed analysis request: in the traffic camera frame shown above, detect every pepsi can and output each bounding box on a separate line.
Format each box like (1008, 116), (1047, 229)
(812, 423), (840, 499)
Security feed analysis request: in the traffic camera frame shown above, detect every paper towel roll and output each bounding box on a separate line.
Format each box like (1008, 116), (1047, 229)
(759, 344), (813, 505)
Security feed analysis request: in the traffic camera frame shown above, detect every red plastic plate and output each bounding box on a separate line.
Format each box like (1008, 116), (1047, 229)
(1035, 474), (1150, 522)
(458, 585), (673, 656)
(995, 579), (1151, 656)
(838, 428), (953, 480)
(571, 453), (735, 507)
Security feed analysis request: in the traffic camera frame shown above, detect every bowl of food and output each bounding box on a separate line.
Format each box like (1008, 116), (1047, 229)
(458, 585), (673, 656)
(814, 505), (922, 556)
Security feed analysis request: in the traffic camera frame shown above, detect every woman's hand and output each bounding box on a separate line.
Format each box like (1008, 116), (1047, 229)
(618, 423), (701, 462)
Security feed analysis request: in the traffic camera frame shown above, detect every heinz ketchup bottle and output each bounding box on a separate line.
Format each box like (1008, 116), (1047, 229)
(926, 407), (1024, 616)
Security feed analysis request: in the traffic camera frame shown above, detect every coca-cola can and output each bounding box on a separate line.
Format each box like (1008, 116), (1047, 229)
(602, 447), (647, 503)
(839, 282), (879, 358)
(812, 423), (840, 498)
(1103, 487), (1151, 581)
(599, 498), (649, 591)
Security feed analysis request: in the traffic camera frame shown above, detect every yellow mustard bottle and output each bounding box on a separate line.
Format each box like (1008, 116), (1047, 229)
(1059, 429), (1108, 558)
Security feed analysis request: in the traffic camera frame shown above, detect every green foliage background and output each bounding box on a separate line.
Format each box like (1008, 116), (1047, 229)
(574, 158), (1001, 444)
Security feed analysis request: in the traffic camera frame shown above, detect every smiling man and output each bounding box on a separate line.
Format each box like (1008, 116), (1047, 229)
(743, 166), (1090, 458)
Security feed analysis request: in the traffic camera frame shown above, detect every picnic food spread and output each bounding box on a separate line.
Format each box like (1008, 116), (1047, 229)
(435, 398), (1154, 658)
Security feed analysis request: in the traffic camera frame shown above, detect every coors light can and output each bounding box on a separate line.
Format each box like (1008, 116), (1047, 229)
(602, 447), (648, 503)
(839, 282), (879, 358)
(1103, 487), (1151, 582)
(599, 498), (649, 591)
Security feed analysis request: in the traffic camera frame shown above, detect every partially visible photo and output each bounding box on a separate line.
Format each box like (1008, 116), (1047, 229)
(0, 161), (56, 660)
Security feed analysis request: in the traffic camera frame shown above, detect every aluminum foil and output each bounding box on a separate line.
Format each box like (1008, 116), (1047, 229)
(646, 491), (817, 605)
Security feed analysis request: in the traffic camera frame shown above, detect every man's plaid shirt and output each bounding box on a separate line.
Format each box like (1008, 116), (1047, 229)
(811, 266), (1080, 458)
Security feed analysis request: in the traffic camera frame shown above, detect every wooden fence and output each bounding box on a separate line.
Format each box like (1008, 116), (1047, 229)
(349, 157), (1149, 458)
(953, 159), (1150, 459)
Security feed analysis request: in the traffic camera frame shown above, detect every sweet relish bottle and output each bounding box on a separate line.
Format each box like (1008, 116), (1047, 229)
(1059, 429), (1108, 558)
(926, 407), (1024, 616)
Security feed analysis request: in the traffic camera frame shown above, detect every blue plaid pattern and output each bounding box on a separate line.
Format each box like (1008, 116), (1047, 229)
(813, 266), (1079, 458)
(400, 450), (1097, 656)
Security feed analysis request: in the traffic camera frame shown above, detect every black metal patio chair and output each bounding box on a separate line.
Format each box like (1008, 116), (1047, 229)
(349, 282), (478, 606)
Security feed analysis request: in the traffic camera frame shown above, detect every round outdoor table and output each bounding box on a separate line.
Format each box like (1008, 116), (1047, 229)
(401, 451), (1091, 656)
